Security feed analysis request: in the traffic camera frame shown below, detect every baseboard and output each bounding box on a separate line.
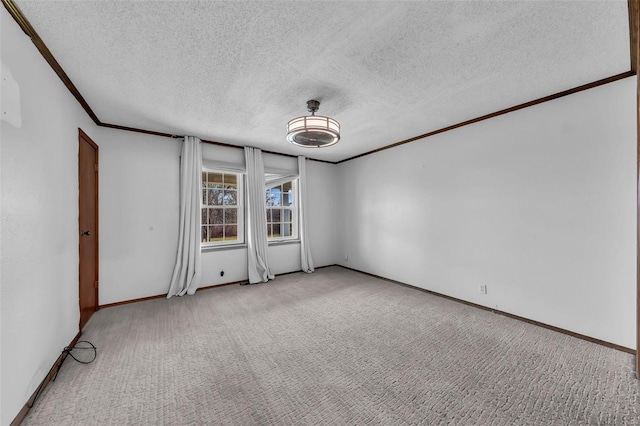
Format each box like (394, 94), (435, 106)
(101, 264), (634, 354)
(99, 266), (334, 309)
(99, 293), (166, 309)
(104, 264), (629, 354)
(98, 279), (244, 309)
(11, 331), (82, 426)
(337, 265), (636, 355)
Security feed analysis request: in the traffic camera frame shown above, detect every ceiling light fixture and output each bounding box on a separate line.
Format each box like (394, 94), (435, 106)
(286, 100), (340, 148)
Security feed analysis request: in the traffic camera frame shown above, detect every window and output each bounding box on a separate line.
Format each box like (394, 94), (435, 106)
(265, 180), (298, 241)
(201, 171), (244, 246)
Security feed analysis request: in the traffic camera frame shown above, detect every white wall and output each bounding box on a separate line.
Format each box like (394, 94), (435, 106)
(98, 139), (338, 303)
(337, 76), (637, 349)
(306, 160), (338, 268)
(96, 127), (182, 305)
(0, 8), (99, 425)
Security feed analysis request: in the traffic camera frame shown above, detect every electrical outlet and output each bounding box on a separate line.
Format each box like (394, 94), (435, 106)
(344, 255), (349, 261)
(479, 285), (487, 294)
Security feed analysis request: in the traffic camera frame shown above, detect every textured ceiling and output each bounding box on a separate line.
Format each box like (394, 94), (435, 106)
(14, 0), (631, 162)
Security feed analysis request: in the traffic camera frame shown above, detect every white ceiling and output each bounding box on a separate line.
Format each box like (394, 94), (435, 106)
(14, 0), (631, 163)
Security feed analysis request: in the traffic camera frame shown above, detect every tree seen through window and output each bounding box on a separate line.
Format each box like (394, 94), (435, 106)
(266, 180), (295, 239)
(201, 171), (242, 244)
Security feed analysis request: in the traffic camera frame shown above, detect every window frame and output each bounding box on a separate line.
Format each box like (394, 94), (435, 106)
(201, 169), (245, 249)
(265, 179), (299, 243)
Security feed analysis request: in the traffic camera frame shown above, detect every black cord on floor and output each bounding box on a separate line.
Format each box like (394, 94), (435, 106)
(28, 341), (97, 408)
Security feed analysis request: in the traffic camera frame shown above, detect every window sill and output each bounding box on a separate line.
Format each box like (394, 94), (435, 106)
(201, 239), (300, 252)
(268, 239), (300, 247)
(201, 243), (247, 252)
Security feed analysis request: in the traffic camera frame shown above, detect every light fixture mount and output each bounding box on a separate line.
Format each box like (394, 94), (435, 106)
(286, 100), (340, 148)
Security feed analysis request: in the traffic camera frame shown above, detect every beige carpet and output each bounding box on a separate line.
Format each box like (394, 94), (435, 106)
(23, 266), (639, 425)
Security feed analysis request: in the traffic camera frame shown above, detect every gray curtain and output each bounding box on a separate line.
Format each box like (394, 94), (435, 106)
(245, 147), (274, 284)
(298, 156), (314, 273)
(167, 136), (202, 297)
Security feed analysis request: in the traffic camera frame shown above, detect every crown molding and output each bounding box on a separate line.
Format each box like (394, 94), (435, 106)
(2, 0), (101, 124)
(337, 71), (635, 164)
(629, 0), (639, 73)
(3, 0), (635, 167)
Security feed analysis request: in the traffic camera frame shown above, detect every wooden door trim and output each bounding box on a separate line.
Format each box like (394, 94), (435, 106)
(630, 0), (640, 380)
(78, 128), (99, 330)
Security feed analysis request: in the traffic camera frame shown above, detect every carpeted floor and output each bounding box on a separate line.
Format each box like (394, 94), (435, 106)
(23, 266), (639, 425)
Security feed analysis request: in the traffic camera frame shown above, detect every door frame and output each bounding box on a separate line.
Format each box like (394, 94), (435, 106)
(631, 0), (640, 379)
(78, 128), (99, 330)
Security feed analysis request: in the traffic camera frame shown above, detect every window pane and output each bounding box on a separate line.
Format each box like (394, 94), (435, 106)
(210, 225), (223, 242)
(224, 225), (237, 240)
(282, 182), (292, 206)
(283, 188), (293, 206)
(272, 209), (281, 223)
(223, 190), (237, 206)
(202, 171), (243, 245)
(207, 188), (223, 206)
(209, 173), (223, 188)
(272, 223), (281, 238)
(283, 209), (291, 222)
(223, 174), (237, 189)
(274, 188), (282, 206)
(204, 172), (224, 189)
(266, 224), (272, 238)
(210, 208), (223, 225)
(225, 208), (237, 224)
(217, 189), (226, 205)
(266, 209), (271, 223)
(266, 188), (281, 206)
(282, 222), (292, 237)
